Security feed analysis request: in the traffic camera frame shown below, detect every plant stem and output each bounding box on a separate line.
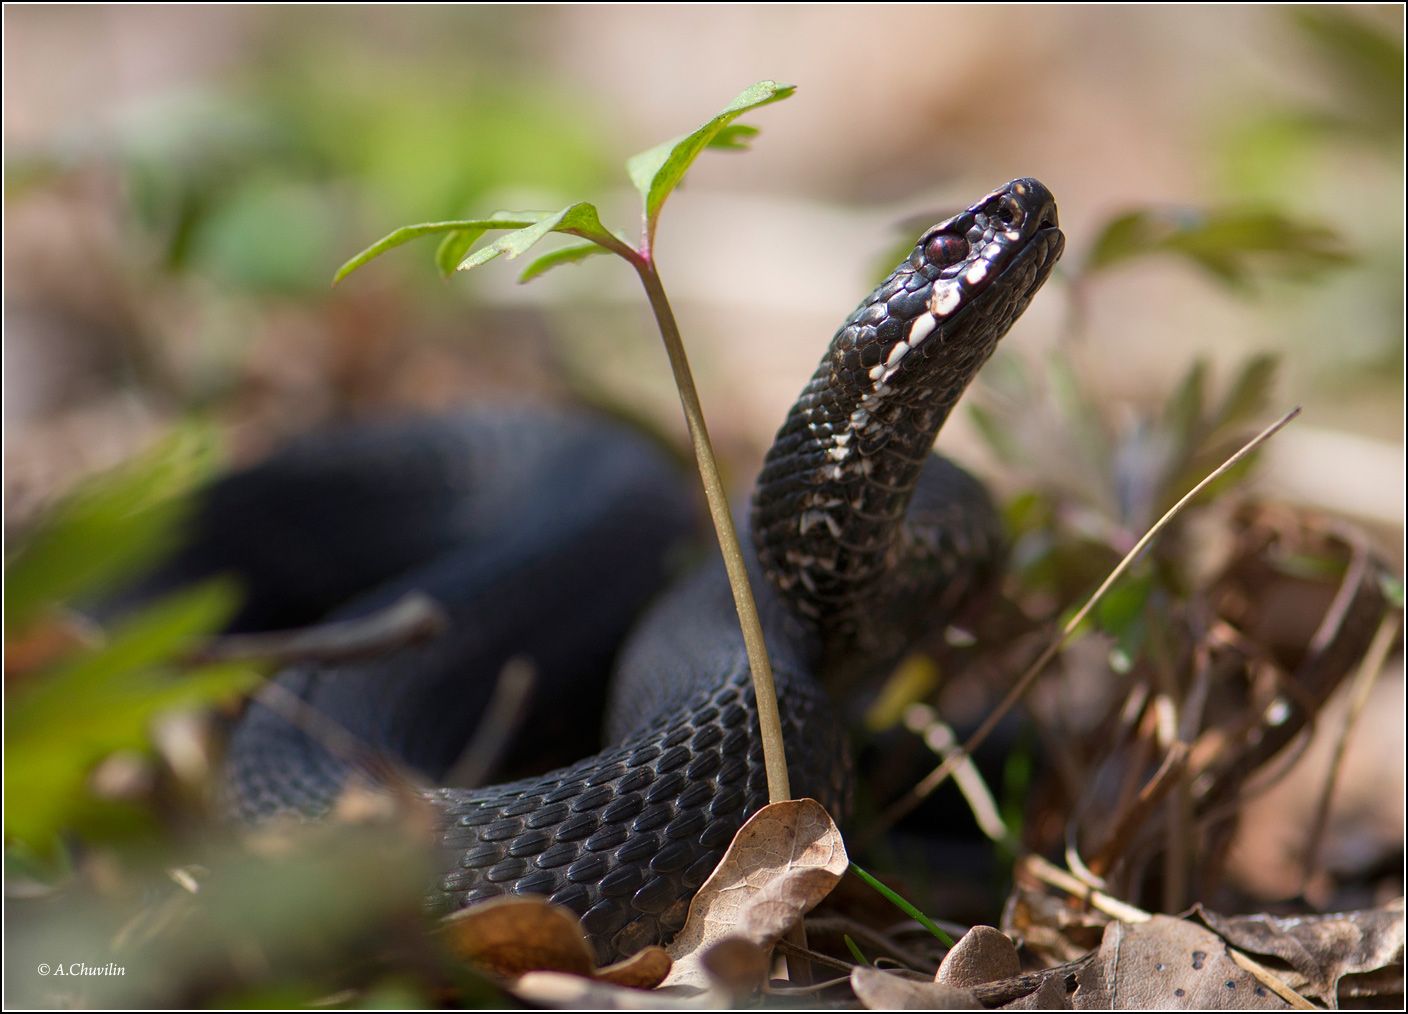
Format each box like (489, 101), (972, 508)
(632, 258), (791, 805)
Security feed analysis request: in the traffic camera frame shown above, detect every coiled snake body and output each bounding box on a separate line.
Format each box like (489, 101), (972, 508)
(143, 179), (1063, 962)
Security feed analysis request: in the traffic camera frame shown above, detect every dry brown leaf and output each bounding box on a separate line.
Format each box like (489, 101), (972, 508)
(698, 936), (773, 995)
(442, 895), (596, 979)
(1073, 916), (1296, 1009)
(1193, 901), (1405, 1004)
(937, 924), (1021, 987)
(511, 970), (716, 1009)
(999, 974), (1074, 1010)
(662, 798), (848, 990)
(594, 946), (673, 990)
(442, 894), (675, 989)
(851, 965), (978, 1009)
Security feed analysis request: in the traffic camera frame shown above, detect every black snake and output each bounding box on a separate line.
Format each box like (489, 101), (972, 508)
(134, 178), (1063, 963)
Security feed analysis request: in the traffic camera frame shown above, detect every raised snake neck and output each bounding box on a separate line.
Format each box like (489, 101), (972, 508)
(185, 178), (1066, 963)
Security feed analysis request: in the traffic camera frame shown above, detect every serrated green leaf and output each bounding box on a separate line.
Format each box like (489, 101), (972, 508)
(707, 124), (761, 151)
(332, 214), (544, 285)
(5, 425), (220, 633)
(434, 229), (486, 279)
(456, 203), (620, 272)
(626, 81), (795, 239)
(517, 242), (614, 284)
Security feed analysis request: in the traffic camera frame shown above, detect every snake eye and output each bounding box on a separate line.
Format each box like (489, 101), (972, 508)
(924, 234), (969, 267)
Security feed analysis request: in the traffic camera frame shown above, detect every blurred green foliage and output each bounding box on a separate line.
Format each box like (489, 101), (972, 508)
(18, 26), (618, 296)
(3, 430), (258, 857)
(4, 16), (1401, 1000)
(1082, 209), (1350, 289)
(5, 425), (219, 632)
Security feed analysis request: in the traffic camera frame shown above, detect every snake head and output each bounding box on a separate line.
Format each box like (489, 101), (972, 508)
(753, 179), (1064, 651)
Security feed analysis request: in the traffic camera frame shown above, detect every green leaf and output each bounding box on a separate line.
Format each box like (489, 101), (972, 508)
(1208, 353), (1278, 438)
(1047, 351), (1112, 485)
(332, 214), (544, 285)
(1379, 573), (1405, 610)
(968, 402), (1024, 467)
(7, 580), (240, 732)
(707, 124), (761, 151)
(434, 229), (487, 279)
(1083, 207), (1352, 288)
(5, 424), (220, 633)
(517, 242), (614, 284)
(848, 862), (955, 947)
(1291, 8), (1404, 138)
(1161, 359), (1208, 455)
(456, 203), (620, 273)
(626, 81), (795, 239)
(1095, 571), (1153, 636)
(843, 934), (869, 966)
(5, 581), (255, 848)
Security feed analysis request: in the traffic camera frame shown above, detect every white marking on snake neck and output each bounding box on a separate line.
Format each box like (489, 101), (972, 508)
(930, 284), (961, 316)
(908, 313), (937, 346)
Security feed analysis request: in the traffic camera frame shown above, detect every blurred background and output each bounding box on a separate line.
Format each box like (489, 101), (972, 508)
(5, 6), (1402, 524)
(4, 6), (1403, 1006)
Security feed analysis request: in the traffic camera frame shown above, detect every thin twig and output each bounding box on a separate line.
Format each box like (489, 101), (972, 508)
(773, 938), (856, 976)
(442, 657), (537, 789)
(1087, 740), (1189, 876)
(1021, 853), (1152, 924)
(250, 680), (427, 799)
(1226, 949), (1318, 1010)
(872, 407), (1303, 838)
(186, 593), (447, 666)
(1300, 609), (1401, 893)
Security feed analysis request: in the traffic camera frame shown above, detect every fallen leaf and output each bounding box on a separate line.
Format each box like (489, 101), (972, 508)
(662, 798), (847, 990)
(999, 974), (1074, 1010)
(698, 936), (772, 995)
(1193, 901), (1405, 1004)
(595, 946), (673, 990)
(851, 965), (977, 1009)
(937, 924), (1021, 987)
(442, 895), (595, 979)
(511, 970), (716, 1009)
(1073, 916), (1296, 1009)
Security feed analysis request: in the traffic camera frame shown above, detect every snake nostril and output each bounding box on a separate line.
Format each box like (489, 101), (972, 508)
(994, 196), (1023, 229)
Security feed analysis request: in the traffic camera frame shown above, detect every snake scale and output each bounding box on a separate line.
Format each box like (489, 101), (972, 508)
(137, 178), (1063, 963)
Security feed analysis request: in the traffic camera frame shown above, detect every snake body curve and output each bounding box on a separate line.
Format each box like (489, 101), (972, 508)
(149, 179), (1063, 963)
